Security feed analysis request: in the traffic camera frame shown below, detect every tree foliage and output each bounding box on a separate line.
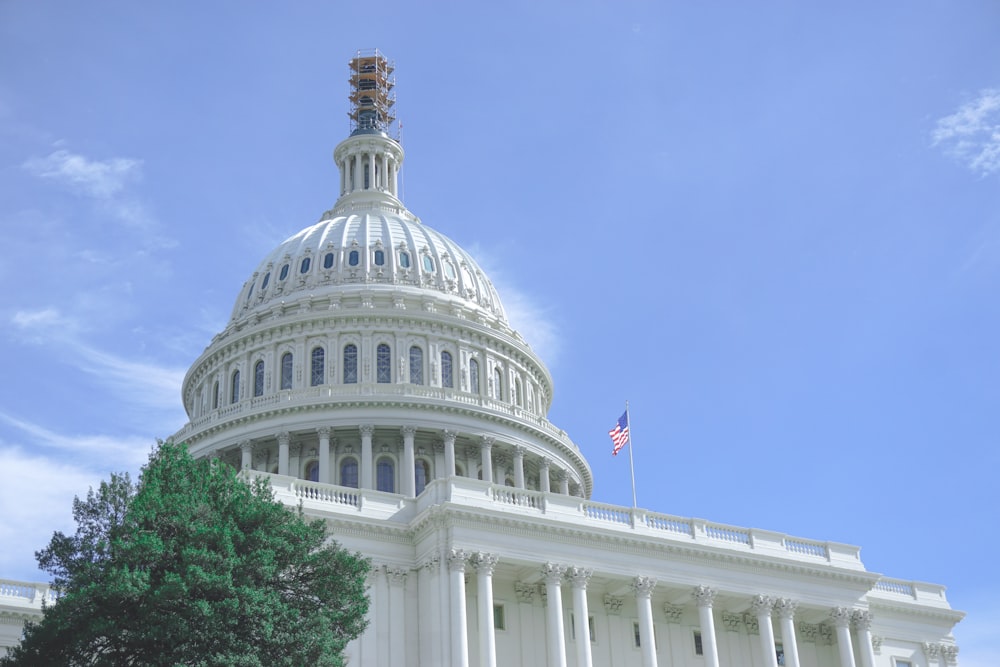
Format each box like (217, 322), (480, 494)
(3, 442), (369, 667)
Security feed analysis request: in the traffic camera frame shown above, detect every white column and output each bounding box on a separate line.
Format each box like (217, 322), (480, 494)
(448, 549), (470, 667)
(473, 553), (499, 667)
(361, 424), (374, 489)
(751, 595), (779, 667)
(419, 555), (442, 667)
(513, 446), (526, 489)
(401, 426), (416, 497)
(633, 576), (658, 667)
(389, 159), (398, 196)
(317, 427), (331, 484)
(240, 440), (252, 469)
(380, 153), (389, 191)
(495, 453), (509, 485)
(387, 567), (407, 667)
(539, 457), (551, 493)
(277, 432), (290, 476)
(556, 469), (570, 495)
(831, 607), (857, 667)
(542, 563), (568, 667)
(568, 567), (594, 667)
(444, 430), (457, 477)
(693, 586), (721, 667)
(480, 436), (494, 483)
(853, 611), (876, 667)
(774, 599), (801, 667)
(367, 152), (375, 190)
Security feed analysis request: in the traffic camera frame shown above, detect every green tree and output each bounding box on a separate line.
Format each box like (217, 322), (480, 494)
(3, 442), (369, 667)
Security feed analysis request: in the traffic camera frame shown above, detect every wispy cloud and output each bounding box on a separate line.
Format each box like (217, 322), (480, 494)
(10, 307), (186, 420)
(23, 149), (141, 199)
(465, 242), (561, 365)
(0, 413), (153, 467)
(932, 89), (1000, 177)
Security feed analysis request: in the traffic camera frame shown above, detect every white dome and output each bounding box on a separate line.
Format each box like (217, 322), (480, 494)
(229, 207), (507, 328)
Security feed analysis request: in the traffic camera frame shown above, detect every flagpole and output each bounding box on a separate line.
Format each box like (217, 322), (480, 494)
(626, 400), (637, 509)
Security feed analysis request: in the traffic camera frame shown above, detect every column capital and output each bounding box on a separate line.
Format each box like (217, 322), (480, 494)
(359, 424), (374, 437)
(603, 595), (624, 615)
(922, 642), (942, 658)
(493, 451), (511, 468)
(750, 594), (775, 616)
(442, 429), (457, 444)
(471, 552), (499, 575)
(513, 445), (526, 458)
(942, 645), (959, 665)
(663, 603), (684, 624)
(539, 456), (551, 470)
(419, 554), (440, 571)
(432, 440), (445, 454)
(553, 468), (568, 482)
(692, 585), (717, 608)
(401, 425), (417, 438)
(541, 562), (566, 584)
(239, 440), (253, 453)
(774, 598), (798, 619)
(514, 582), (537, 604)
(277, 431), (290, 446)
(316, 426), (331, 438)
(447, 548), (468, 572)
(480, 434), (495, 450)
(631, 575), (656, 599)
(829, 606), (853, 628)
(851, 609), (872, 631)
(566, 566), (593, 589)
(385, 566), (408, 586)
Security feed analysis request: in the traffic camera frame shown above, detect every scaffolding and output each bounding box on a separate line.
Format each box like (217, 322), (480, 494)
(348, 48), (397, 138)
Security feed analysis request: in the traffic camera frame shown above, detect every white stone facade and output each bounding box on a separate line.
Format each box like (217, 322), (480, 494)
(1, 52), (963, 665)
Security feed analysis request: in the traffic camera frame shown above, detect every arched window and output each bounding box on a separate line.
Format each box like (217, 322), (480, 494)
(305, 461), (320, 482)
(422, 255), (434, 272)
(398, 251), (411, 268)
(515, 377), (523, 407)
(376, 343), (391, 384)
(469, 358), (480, 395)
(340, 458), (359, 488)
(310, 347), (325, 386)
(245, 281), (255, 304)
(415, 459), (431, 495)
(323, 252), (335, 269)
(280, 352), (293, 390)
(230, 370), (240, 404)
(374, 249), (385, 266)
(343, 344), (358, 384)
(409, 346), (423, 385)
(212, 380), (220, 409)
(493, 367), (503, 401)
(261, 272), (270, 290)
(376, 458), (395, 493)
(348, 250), (360, 267)
(300, 257), (311, 274)
(279, 263), (289, 280)
(441, 351), (454, 389)
(253, 360), (264, 397)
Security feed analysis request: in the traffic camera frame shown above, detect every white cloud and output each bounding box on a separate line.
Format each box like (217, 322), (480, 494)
(10, 307), (186, 422)
(465, 242), (561, 365)
(23, 149), (142, 199)
(932, 89), (1000, 177)
(0, 413), (153, 468)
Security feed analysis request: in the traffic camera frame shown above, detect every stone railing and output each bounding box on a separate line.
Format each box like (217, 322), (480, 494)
(245, 472), (865, 570)
(869, 577), (954, 608)
(0, 579), (55, 613)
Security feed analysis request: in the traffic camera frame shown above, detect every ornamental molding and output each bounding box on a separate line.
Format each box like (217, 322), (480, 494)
(514, 582), (536, 605)
(871, 635), (882, 654)
(542, 563), (567, 585)
(851, 609), (872, 630)
(774, 598), (798, 619)
(721, 612), (742, 632)
(663, 604), (684, 624)
(385, 566), (408, 586)
(604, 595), (624, 615)
(798, 623), (818, 643)
(447, 549), (468, 572)
(830, 606), (853, 628)
(565, 566), (593, 589)
(750, 594), (775, 617)
(471, 552), (499, 575)
(817, 623), (834, 646)
(743, 613), (760, 635)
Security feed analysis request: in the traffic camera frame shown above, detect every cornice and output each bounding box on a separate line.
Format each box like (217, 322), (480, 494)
(866, 598), (966, 624)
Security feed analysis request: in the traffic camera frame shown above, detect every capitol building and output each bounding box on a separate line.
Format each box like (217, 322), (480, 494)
(1, 51), (963, 667)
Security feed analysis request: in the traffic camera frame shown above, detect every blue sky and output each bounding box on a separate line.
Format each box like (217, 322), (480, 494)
(1, 1), (998, 663)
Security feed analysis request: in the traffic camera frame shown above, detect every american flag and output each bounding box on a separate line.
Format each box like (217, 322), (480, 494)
(609, 411), (629, 456)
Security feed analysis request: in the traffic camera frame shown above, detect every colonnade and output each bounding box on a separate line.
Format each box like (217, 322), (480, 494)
(338, 145), (400, 198)
(233, 424), (583, 496)
(351, 556), (883, 667)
